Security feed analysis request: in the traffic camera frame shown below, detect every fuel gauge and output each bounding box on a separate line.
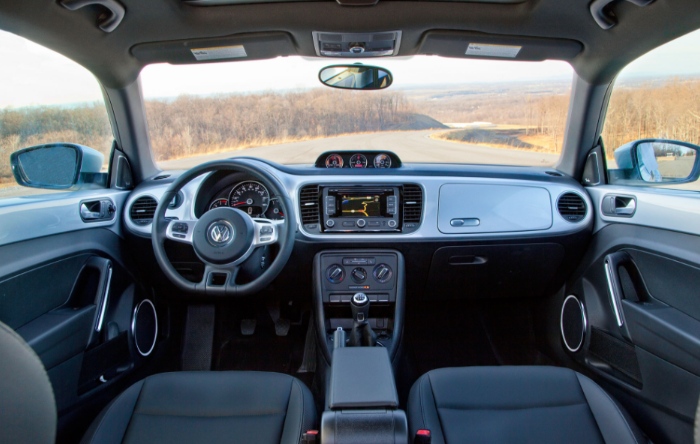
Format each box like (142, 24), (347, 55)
(265, 199), (285, 220)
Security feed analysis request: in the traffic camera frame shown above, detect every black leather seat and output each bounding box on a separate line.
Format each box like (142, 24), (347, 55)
(81, 371), (316, 444)
(408, 366), (647, 444)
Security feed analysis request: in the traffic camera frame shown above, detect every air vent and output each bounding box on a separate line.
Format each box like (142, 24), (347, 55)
(153, 174), (170, 180)
(130, 196), (158, 225)
(403, 184), (423, 224)
(299, 185), (320, 225)
(557, 193), (587, 222)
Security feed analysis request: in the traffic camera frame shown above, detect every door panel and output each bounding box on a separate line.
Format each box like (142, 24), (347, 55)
(567, 193), (700, 444)
(0, 225), (162, 439)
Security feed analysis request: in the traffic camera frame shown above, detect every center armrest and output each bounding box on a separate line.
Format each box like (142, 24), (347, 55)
(329, 347), (399, 410)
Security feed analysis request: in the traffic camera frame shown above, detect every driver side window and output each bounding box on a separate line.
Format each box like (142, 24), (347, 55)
(603, 29), (700, 191)
(0, 30), (113, 200)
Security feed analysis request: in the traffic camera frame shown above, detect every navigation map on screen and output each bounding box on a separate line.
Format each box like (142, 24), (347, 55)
(341, 194), (381, 217)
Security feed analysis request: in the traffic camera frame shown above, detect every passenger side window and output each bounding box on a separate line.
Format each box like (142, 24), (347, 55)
(603, 29), (700, 192)
(0, 30), (113, 200)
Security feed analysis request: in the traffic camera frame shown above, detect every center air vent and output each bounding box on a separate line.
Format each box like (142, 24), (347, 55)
(130, 196), (158, 225)
(299, 185), (320, 225)
(557, 193), (587, 222)
(403, 184), (423, 225)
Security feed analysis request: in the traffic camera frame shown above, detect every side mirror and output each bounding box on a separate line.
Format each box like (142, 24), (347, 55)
(319, 64), (393, 90)
(10, 143), (107, 190)
(611, 139), (700, 185)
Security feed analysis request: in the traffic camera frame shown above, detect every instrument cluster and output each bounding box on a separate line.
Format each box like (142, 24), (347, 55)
(206, 180), (285, 220)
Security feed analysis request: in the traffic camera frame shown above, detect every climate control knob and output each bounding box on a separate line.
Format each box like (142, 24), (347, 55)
(326, 264), (345, 284)
(373, 264), (393, 283)
(351, 267), (367, 283)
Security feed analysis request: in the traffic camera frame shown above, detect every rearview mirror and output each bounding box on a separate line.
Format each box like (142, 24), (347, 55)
(10, 143), (107, 190)
(319, 64), (393, 90)
(611, 139), (700, 185)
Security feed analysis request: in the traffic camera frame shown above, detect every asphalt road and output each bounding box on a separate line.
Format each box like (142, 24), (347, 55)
(159, 130), (560, 170)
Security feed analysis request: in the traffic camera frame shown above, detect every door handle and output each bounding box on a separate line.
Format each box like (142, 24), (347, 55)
(80, 203), (102, 220)
(60, 0), (126, 33)
(602, 194), (636, 217)
(590, 0), (655, 30)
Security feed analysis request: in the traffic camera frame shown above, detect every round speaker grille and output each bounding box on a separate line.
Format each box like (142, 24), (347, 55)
(561, 295), (586, 352)
(132, 299), (157, 357)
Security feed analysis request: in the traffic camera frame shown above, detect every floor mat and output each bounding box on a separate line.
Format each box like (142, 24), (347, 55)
(213, 304), (313, 387)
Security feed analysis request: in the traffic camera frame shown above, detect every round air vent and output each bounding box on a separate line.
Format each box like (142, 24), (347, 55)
(132, 299), (158, 357)
(557, 193), (587, 222)
(561, 295), (586, 352)
(129, 196), (157, 225)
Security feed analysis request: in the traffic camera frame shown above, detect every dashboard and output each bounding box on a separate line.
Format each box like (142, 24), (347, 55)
(123, 156), (594, 242)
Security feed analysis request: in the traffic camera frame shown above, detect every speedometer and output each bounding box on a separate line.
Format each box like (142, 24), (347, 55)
(229, 181), (270, 217)
(350, 153), (368, 168)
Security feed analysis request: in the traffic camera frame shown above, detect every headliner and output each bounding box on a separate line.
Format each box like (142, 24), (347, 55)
(0, 0), (699, 88)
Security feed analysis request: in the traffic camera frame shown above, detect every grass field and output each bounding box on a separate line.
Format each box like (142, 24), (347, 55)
(431, 126), (561, 154)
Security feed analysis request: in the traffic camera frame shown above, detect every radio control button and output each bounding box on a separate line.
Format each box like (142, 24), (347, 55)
(368, 221), (380, 227)
(357, 219), (366, 228)
(326, 219), (335, 227)
(388, 220), (397, 228)
(342, 221), (355, 227)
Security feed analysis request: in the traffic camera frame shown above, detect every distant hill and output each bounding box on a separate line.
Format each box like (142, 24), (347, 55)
(388, 114), (448, 131)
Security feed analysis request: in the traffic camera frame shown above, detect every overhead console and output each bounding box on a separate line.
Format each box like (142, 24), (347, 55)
(312, 31), (402, 57)
(300, 183), (423, 234)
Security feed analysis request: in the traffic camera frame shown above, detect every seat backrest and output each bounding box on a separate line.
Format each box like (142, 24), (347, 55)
(0, 320), (56, 444)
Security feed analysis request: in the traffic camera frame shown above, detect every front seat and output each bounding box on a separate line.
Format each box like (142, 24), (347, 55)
(408, 366), (647, 444)
(81, 371), (316, 444)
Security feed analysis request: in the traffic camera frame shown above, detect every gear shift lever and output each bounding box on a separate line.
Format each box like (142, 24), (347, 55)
(350, 293), (370, 323)
(348, 293), (376, 347)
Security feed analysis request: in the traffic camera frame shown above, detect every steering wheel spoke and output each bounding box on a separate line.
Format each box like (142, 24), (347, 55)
(165, 219), (197, 244)
(198, 264), (241, 294)
(252, 218), (284, 247)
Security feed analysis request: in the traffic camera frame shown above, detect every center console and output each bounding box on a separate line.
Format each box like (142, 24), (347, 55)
(313, 249), (405, 365)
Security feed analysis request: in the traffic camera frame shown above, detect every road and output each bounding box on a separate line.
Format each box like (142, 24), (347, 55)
(159, 130), (560, 170)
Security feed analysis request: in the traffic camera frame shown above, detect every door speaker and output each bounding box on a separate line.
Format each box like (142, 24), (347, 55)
(561, 295), (586, 352)
(132, 299), (158, 356)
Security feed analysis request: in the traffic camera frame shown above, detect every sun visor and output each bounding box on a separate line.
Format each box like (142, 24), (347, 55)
(418, 31), (583, 62)
(131, 32), (297, 65)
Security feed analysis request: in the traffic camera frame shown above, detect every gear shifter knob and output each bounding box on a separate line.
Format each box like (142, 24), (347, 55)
(350, 293), (370, 323)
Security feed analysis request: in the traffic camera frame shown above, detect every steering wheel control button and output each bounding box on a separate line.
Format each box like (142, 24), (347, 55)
(207, 220), (234, 247)
(172, 222), (189, 233)
(387, 220), (397, 228)
(373, 264), (393, 283)
(326, 264), (345, 284)
(356, 219), (366, 228)
(326, 219), (335, 228)
(351, 267), (367, 283)
(259, 225), (274, 235)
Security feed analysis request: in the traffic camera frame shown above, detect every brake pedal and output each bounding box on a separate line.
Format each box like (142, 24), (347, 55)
(275, 318), (291, 337)
(240, 319), (256, 336)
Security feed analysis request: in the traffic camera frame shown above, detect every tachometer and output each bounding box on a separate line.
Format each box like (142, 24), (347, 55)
(325, 154), (344, 168)
(350, 153), (368, 169)
(373, 153), (392, 168)
(229, 181), (270, 217)
(209, 198), (229, 211)
(264, 198), (285, 220)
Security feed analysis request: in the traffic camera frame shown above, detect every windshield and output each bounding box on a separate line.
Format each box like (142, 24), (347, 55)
(141, 56), (573, 169)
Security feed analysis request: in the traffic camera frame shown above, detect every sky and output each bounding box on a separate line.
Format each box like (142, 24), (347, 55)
(1, 27), (700, 108)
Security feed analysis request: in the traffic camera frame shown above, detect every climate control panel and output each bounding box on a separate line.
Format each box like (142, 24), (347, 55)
(319, 253), (398, 303)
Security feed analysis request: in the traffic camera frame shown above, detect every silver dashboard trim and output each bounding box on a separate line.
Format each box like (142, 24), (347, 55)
(95, 265), (113, 332)
(123, 160), (593, 241)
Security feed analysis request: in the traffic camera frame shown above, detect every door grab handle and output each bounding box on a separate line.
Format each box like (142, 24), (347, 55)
(95, 265), (113, 332)
(601, 194), (636, 218)
(60, 0), (126, 33)
(590, 0), (654, 30)
(604, 261), (624, 327)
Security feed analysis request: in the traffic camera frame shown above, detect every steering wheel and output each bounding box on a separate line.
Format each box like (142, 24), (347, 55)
(151, 159), (296, 296)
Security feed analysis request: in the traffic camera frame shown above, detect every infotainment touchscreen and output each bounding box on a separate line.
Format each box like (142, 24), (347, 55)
(340, 193), (381, 217)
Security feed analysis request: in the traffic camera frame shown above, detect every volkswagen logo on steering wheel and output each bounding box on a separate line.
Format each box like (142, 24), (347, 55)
(207, 220), (234, 247)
